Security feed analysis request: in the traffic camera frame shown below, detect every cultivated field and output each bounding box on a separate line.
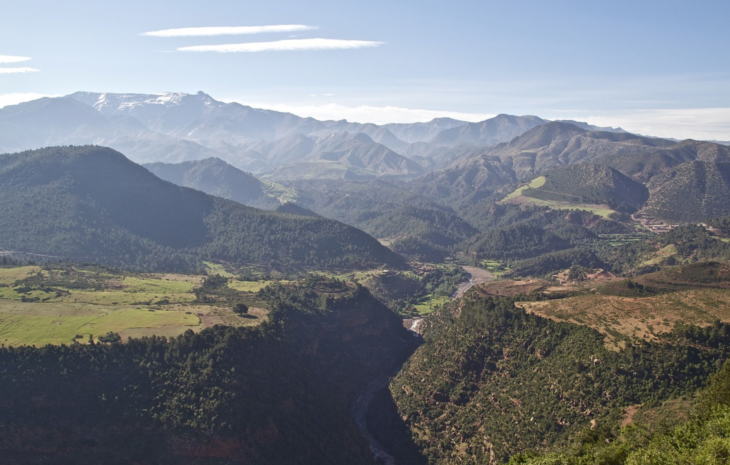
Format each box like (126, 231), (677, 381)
(413, 295), (451, 314)
(0, 265), (271, 347)
(499, 175), (616, 218)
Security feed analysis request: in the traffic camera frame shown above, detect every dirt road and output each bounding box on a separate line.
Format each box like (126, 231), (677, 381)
(452, 266), (494, 300)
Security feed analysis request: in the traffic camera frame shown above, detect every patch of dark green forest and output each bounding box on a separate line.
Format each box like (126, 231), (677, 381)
(643, 161), (730, 223)
(0, 278), (417, 464)
(0, 256), (27, 267)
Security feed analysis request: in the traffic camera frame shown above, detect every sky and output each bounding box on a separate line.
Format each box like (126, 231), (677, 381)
(1, 0), (729, 140)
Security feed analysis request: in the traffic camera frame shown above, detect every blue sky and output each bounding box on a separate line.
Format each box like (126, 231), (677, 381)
(1, 0), (729, 139)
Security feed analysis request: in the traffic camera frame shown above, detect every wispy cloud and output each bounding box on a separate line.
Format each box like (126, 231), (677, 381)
(0, 67), (39, 74)
(178, 38), (384, 53)
(231, 102), (492, 124)
(142, 25), (316, 37)
(0, 93), (52, 108)
(0, 55), (31, 64)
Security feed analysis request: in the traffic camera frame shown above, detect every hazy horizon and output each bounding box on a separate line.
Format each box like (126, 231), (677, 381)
(2, 0), (728, 140)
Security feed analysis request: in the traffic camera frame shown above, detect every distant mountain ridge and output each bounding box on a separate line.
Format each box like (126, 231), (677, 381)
(383, 117), (468, 143)
(555, 119), (626, 133)
(0, 91), (662, 183)
(266, 132), (424, 180)
(69, 91), (422, 150)
(0, 96), (224, 164)
(430, 114), (548, 147)
(143, 157), (282, 209)
(408, 121), (675, 203)
(484, 121), (673, 179)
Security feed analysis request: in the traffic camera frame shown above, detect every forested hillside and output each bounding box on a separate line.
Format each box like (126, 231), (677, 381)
(511, 351), (730, 464)
(0, 278), (417, 464)
(642, 161), (730, 222)
(276, 178), (483, 261)
(605, 224), (730, 273)
(522, 164), (648, 212)
(603, 139), (730, 182)
(408, 155), (517, 204)
(0, 146), (403, 272)
(467, 223), (574, 260)
(144, 157), (281, 209)
(390, 294), (730, 463)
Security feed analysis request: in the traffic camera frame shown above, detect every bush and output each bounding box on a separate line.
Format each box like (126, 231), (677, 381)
(98, 331), (122, 344)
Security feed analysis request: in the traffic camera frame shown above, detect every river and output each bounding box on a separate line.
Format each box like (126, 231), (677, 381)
(354, 266), (495, 463)
(351, 373), (399, 465)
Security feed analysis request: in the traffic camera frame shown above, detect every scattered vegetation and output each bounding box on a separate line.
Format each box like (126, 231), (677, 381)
(391, 294), (730, 463)
(522, 164), (648, 212)
(643, 161), (730, 223)
(509, 356), (730, 464)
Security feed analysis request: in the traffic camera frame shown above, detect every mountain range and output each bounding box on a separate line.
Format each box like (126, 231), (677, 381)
(4, 91), (730, 226)
(0, 91), (630, 181)
(138, 124), (730, 228)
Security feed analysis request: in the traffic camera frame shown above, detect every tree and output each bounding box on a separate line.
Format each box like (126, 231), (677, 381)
(233, 303), (249, 315)
(98, 331), (122, 343)
(568, 265), (587, 281)
(202, 274), (229, 290)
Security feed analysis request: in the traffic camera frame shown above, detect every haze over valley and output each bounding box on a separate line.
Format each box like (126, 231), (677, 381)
(1, 2), (730, 464)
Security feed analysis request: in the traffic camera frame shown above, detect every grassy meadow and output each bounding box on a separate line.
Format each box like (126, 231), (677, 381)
(0, 265), (272, 347)
(412, 294), (451, 315)
(500, 175), (616, 218)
